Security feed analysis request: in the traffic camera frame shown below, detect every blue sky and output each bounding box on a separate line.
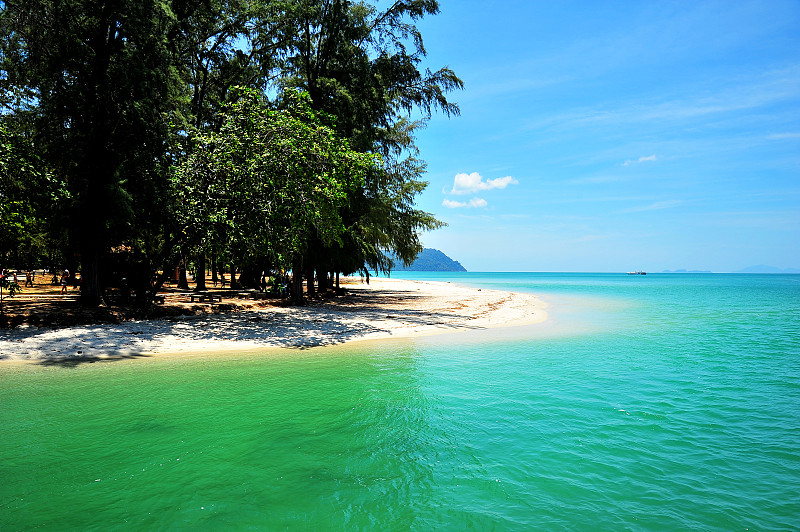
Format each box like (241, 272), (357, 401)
(407, 0), (800, 272)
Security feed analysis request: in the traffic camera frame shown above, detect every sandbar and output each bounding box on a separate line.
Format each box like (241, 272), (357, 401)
(0, 277), (547, 364)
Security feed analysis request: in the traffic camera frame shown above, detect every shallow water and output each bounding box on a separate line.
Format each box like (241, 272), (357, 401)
(2, 273), (799, 530)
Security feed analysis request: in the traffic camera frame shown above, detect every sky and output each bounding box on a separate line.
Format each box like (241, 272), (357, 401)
(405, 0), (800, 272)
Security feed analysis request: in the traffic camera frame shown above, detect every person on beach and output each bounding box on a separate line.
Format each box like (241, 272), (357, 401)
(25, 269), (34, 287)
(60, 270), (69, 294)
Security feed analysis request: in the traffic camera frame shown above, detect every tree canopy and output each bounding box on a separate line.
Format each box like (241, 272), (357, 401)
(0, 0), (462, 306)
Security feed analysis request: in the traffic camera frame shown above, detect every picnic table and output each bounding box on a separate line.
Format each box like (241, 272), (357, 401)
(190, 292), (222, 303)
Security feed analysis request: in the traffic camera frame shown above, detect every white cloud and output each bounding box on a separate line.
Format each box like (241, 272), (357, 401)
(623, 155), (657, 166)
(447, 172), (519, 195)
(442, 197), (488, 209)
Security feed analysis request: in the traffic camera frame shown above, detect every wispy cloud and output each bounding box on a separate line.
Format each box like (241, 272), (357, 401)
(443, 197), (488, 209)
(568, 175), (625, 185)
(623, 155), (657, 166)
(621, 199), (683, 213)
(768, 132), (800, 140)
(447, 172), (519, 195)
(520, 64), (800, 135)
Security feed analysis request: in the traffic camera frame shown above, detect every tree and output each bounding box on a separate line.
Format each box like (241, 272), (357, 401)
(275, 0), (462, 287)
(1, 0), (182, 304)
(0, 0), (462, 308)
(173, 88), (380, 303)
(168, 0), (297, 290)
(0, 119), (67, 268)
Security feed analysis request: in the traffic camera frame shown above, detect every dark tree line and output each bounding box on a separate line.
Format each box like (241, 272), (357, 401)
(0, 0), (461, 305)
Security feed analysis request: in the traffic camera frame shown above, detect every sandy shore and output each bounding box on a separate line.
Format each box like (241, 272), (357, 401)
(0, 278), (546, 363)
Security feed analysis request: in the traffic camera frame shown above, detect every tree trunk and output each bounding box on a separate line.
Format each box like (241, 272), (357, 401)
(79, 245), (103, 305)
(177, 251), (189, 290)
(305, 260), (315, 297)
(318, 263), (333, 293)
(291, 257), (304, 305)
(230, 262), (239, 289)
(316, 267), (327, 292)
(211, 250), (218, 287)
(196, 251), (207, 291)
(75, 154), (107, 307)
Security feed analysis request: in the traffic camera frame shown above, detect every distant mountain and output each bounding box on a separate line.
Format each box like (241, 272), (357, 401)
(736, 265), (800, 273)
(393, 248), (467, 272)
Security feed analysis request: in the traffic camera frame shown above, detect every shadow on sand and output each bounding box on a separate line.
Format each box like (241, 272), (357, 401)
(2, 288), (490, 367)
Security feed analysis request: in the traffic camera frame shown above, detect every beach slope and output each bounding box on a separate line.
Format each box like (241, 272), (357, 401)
(0, 278), (546, 363)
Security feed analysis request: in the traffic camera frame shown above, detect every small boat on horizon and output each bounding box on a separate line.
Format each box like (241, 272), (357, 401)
(627, 271), (647, 275)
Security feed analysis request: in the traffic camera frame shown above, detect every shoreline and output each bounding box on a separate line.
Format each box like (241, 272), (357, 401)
(0, 277), (547, 365)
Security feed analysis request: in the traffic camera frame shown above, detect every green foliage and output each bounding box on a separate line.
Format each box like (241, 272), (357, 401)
(1, 0), (184, 302)
(277, 0), (463, 154)
(0, 0), (461, 304)
(274, 0), (462, 275)
(0, 120), (67, 267)
(0, 274), (21, 297)
(173, 87), (380, 272)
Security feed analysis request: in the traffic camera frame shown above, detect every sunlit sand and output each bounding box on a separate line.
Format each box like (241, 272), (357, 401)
(0, 278), (547, 363)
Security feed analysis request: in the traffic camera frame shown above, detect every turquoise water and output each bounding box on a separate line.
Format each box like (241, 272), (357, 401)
(2, 273), (799, 530)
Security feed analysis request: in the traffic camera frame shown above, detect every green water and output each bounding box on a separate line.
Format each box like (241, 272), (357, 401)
(2, 274), (799, 530)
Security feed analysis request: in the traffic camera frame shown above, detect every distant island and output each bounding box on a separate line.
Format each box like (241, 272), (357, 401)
(736, 265), (800, 274)
(393, 248), (467, 272)
(661, 266), (800, 273)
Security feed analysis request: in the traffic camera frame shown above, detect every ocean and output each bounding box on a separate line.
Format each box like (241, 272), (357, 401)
(1, 273), (798, 530)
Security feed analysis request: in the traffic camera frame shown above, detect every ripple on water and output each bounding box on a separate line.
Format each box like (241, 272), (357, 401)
(2, 274), (799, 530)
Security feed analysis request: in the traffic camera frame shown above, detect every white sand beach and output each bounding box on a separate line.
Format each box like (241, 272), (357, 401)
(0, 278), (546, 363)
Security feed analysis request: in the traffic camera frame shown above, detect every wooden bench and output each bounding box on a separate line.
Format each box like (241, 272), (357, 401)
(190, 292), (222, 303)
(236, 290), (256, 299)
